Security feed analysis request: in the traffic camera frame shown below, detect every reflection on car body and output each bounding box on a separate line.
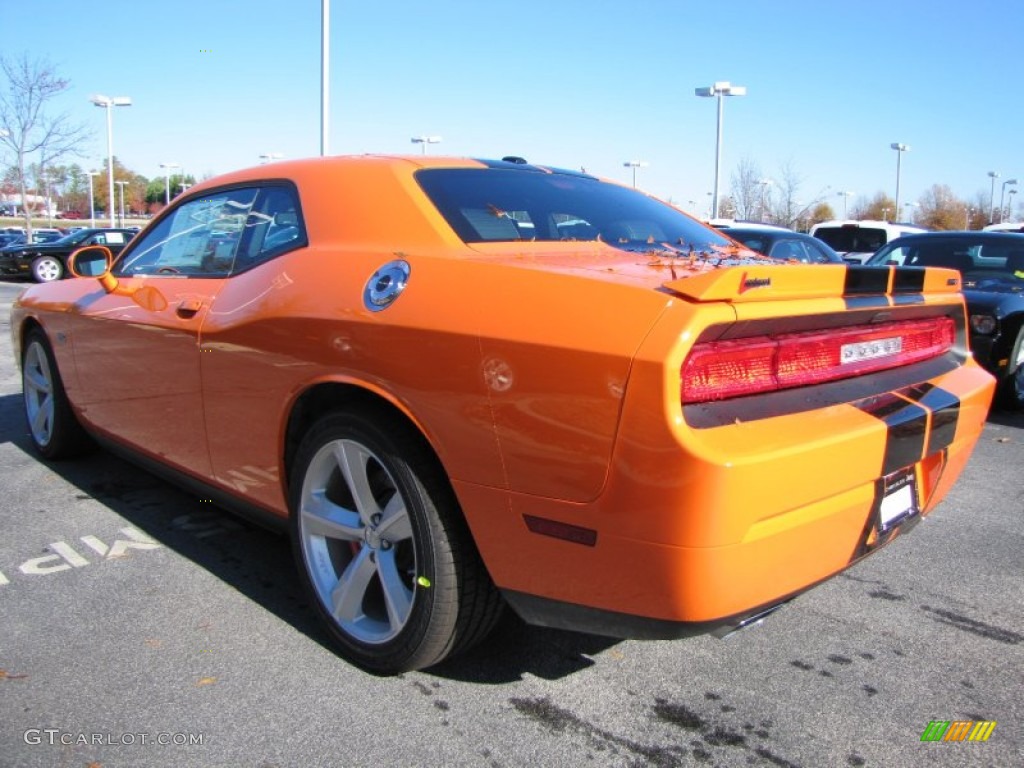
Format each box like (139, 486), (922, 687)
(11, 155), (994, 673)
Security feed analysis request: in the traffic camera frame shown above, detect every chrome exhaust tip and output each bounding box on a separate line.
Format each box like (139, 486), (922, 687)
(710, 600), (789, 640)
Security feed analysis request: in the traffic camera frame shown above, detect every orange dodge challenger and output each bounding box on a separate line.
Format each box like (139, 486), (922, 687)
(11, 155), (995, 673)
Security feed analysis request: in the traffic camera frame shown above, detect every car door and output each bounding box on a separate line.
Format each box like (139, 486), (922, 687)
(68, 188), (259, 478)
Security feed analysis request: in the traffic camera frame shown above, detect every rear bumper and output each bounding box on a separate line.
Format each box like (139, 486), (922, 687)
(458, 358), (994, 634)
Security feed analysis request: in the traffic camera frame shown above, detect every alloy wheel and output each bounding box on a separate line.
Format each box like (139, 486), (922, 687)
(298, 438), (417, 644)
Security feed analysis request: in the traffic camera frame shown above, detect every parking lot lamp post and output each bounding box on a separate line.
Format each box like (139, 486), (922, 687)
(160, 163), (179, 206)
(90, 95), (132, 228)
(988, 171), (1000, 223)
(890, 143), (909, 222)
(1008, 189), (1018, 222)
(259, 153), (283, 164)
(623, 160), (648, 188)
(321, 0), (330, 156)
(115, 180), (127, 227)
(999, 178), (1017, 223)
(410, 136), (442, 154)
(836, 190), (854, 219)
(87, 172), (98, 229)
(696, 82), (746, 219)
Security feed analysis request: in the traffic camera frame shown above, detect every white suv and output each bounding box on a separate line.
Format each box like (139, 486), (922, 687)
(810, 220), (927, 263)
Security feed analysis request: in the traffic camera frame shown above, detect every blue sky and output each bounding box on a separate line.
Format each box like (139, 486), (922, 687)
(4, 0), (1022, 217)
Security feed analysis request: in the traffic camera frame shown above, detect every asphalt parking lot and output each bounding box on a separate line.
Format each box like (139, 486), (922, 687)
(0, 276), (1021, 768)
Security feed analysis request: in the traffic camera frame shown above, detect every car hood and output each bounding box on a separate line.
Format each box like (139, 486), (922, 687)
(0, 241), (71, 255)
(964, 279), (1024, 316)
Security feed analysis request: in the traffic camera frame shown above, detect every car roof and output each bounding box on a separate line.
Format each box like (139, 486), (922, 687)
(708, 219), (791, 231)
(886, 231), (1024, 243)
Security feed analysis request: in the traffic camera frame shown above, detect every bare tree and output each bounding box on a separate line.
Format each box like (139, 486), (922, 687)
(0, 54), (90, 236)
(728, 156), (764, 220)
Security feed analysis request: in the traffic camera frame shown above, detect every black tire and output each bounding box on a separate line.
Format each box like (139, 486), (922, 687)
(997, 326), (1024, 410)
(31, 255), (64, 283)
(289, 409), (502, 673)
(21, 328), (91, 459)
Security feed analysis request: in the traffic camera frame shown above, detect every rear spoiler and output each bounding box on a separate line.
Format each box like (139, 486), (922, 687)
(662, 264), (962, 303)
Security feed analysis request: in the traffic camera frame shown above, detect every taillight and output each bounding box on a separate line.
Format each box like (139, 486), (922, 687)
(681, 317), (955, 403)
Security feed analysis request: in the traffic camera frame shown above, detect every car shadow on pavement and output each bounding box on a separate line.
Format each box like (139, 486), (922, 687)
(0, 392), (619, 683)
(986, 406), (1024, 429)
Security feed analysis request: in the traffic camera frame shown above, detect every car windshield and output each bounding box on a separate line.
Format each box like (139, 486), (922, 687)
(813, 226), (886, 253)
(416, 167), (734, 252)
(54, 230), (94, 245)
(868, 238), (1024, 281)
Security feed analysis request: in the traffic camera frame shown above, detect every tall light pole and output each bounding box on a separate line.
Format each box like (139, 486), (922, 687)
(259, 152), (283, 164)
(160, 162), (179, 206)
(999, 178), (1017, 223)
(623, 160), (648, 188)
(87, 172), (98, 229)
(902, 202), (919, 224)
(90, 94), (132, 228)
(1008, 189), (1018, 222)
(988, 171), (1000, 223)
(115, 180), (128, 227)
(696, 81), (746, 220)
(890, 143), (909, 223)
(836, 190), (854, 219)
(321, 0), (330, 156)
(411, 136), (442, 154)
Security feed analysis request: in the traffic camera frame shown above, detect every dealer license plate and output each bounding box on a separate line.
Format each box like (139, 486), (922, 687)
(879, 468), (919, 531)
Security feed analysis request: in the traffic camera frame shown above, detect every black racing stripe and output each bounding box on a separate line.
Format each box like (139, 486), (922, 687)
(844, 266), (891, 295)
(892, 268), (926, 293)
(902, 383), (962, 455)
(854, 394), (928, 475)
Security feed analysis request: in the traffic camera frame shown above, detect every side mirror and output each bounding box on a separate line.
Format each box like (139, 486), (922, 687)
(68, 245), (114, 278)
(68, 245), (122, 294)
(67, 243), (167, 310)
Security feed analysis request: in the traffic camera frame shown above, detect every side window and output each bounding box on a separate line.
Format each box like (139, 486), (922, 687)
(770, 240), (806, 261)
(878, 245), (912, 265)
(95, 232), (126, 246)
(805, 240), (834, 263)
(233, 185), (307, 271)
(117, 188), (258, 277)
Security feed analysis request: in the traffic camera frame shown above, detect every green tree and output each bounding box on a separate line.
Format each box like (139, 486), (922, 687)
(144, 172), (196, 209)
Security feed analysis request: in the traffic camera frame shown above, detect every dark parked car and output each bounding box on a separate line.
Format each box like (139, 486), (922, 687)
(867, 231), (1024, 408)
(713, 223), (843, 263)
(0, 227), (137, 282)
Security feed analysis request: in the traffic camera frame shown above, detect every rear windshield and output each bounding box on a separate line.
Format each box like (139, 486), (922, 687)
(415, 168), (732, 252)
(868, 238), (1024, 281)
(813, 226), (887, 253)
